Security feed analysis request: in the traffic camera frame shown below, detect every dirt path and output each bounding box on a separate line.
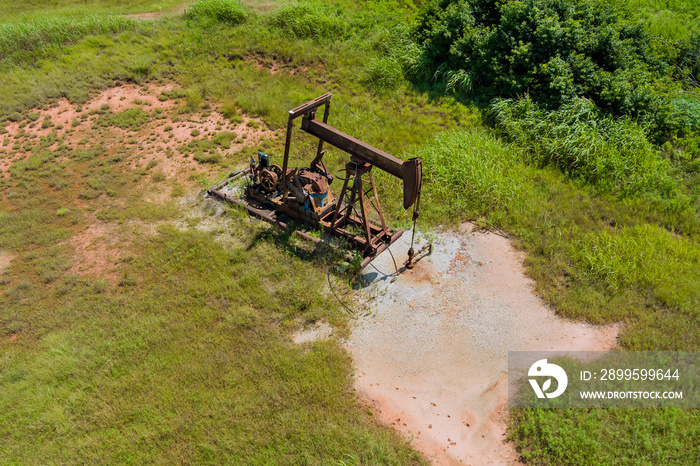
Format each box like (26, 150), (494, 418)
(124, 4), (187, 21)
(347, 224), (619, 465)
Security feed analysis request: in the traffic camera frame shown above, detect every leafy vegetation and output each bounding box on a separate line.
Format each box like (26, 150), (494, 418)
(616, 0), (700, 40)
(1, 0), (700, 464)
(411, 0), (685, 134)
(674, 33), (700, 90)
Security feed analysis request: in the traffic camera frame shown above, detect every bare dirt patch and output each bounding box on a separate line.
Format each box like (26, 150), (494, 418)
(0, 82), (281, 283)
(124, 4), (187, 20)
(349, 224), (619, 465)
(245, 55), (325, 77)
(68, 217), (169, 284)
(292, 322), (334, 345)
(69, 222), (124, 284)
(0, 82), (280, 185)
(0, 251), (15, 275)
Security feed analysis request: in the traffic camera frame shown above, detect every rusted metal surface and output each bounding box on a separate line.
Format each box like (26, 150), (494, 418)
(208, 187), (354, 262)
(288, 92), (332, 119)
(209, 93), (432, 268)
(360, 229), (405, 268)
(209, 167), (251, 192)
(301, 119), (422, 209)
(405, 243), (432, 269)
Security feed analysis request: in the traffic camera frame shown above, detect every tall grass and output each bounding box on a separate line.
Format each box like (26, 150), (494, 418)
(615, 0), (700, 39)
(571, 224), (700, 305)
(0, 0), (699, 463)
(362, 25), (419, 91)
(492, 96), (676, 197)
(0, 16), (138, 67)
(412, 129), (526, 224)
(270, 2), (347, 41)
(185, 0), (247, 26)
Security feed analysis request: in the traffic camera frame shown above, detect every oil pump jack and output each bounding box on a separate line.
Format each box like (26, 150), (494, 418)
(208, 93), (431, 269)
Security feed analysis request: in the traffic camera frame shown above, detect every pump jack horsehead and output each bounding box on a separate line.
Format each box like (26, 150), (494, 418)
(208, 93), (432, 269)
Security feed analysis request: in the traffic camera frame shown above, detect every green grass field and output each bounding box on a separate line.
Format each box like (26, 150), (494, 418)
(0, 1), (187, 23)
(1, 0), (699, 463)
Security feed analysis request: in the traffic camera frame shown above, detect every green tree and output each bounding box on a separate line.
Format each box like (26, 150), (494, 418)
(413, 0), (673, 119)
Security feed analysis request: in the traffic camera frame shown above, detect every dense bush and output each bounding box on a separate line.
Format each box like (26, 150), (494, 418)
(492, 96), (675, 195)
(186, 0), (247, 26)
(412, 0), (672, 120)
(270, 3), (346, 41)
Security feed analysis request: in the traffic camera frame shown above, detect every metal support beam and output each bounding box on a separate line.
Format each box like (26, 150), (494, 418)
(301, 118), (422, 209)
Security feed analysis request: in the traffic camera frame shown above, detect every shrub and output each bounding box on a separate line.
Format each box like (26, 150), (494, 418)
(186, 0), (247, 26)
(212, 131), (236, 146)
(412, 0), (673, 121)
(669, 96), (700, 135)
(193, 150), (222, 164)
(151, 171), (166, 182)
(270, 3), (346, 41)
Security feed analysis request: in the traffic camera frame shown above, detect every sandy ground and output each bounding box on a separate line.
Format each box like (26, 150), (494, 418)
(347, 224), (619, 465)
(68, 222), (130, 284)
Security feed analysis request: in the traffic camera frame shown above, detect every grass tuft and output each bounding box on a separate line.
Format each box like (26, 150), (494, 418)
(270, 2), (346, 41)
(94, 107), (150, 130)
(185, 0), (247, 26)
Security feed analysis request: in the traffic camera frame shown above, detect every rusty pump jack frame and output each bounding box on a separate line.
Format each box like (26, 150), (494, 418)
(208, 93), (431, 269)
